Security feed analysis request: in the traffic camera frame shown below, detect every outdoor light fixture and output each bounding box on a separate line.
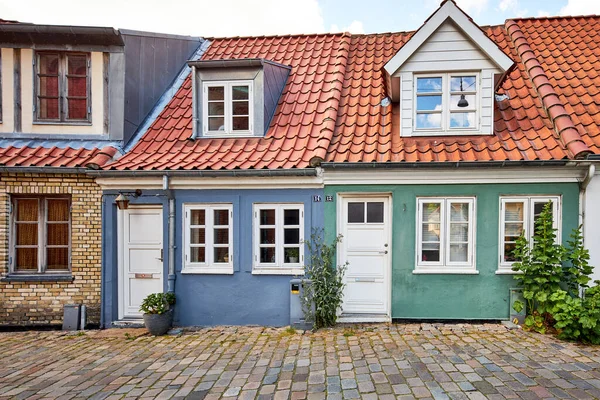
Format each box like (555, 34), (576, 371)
(457, 77), (469, 108)
(115, 189), (142, 210)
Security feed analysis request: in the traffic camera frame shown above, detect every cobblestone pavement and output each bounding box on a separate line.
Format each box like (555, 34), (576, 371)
(1, 324), (600, 400)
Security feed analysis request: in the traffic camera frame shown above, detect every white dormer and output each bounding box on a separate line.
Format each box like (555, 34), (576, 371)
(384, 0), (513, 137)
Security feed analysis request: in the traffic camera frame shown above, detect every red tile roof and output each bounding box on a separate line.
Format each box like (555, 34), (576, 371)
(0, 146), (118, 168)
(107, 16), (600, 171)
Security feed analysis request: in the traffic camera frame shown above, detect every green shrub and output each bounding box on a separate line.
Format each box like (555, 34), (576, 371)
(511, 201), (599, 341)
(302, 229), (348, 330)
(550, 285), (600, 344)
(140, 292), (176, 315)
(512, 202), (564, 332)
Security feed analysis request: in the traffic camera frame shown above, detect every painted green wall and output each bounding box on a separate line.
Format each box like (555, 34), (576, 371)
(324, 183), (580, 320)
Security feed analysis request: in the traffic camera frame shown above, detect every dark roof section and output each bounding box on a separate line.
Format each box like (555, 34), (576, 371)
(0, 23), (124, 47)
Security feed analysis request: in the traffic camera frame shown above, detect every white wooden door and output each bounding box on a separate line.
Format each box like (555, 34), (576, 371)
(340, 196), (391, 315)
(118, 206), (164, 319)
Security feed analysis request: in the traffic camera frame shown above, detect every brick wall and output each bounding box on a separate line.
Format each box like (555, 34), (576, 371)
(0, 173), (102, 326)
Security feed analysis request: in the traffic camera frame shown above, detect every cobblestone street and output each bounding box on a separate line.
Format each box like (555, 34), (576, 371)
(1, 323), (600, 399)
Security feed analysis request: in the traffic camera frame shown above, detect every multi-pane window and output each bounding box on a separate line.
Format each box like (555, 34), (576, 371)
(183, 204), (233, 274)
(415, 73), (478, 131)
(254, 204), (304, 271)
(11, 197), (70, 273)
(35, 52), (90, 122)
(417, 197), (476, 271)
(499, 196), (560, 272)
(203, 81), (253, 135)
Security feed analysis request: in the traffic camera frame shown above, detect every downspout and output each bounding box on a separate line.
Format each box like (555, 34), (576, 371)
(163, 175), (176, 293)
(579, 164), (595, 232)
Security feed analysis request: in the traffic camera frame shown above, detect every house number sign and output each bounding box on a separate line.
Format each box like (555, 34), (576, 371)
(325, 195), (334, 202)
(313, 195), (322, 202)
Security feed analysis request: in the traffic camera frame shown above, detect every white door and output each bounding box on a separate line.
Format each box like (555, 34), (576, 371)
(340, 196), (391, 315)
(118, 206), (164, 319)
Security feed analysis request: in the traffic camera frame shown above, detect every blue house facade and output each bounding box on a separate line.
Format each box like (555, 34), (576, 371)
(100, 184), (324, 327)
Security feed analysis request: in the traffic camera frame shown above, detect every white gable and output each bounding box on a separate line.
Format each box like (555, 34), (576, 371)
(400, 20), (498, 72)
(384, 0), (513, 76)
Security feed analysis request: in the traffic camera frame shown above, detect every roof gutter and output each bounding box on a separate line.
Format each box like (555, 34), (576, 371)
(0, 166), (90, 174)
(320, 160), (571, 169)
(87, 168), (319, 178)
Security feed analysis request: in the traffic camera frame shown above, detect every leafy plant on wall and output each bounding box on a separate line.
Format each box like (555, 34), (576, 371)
(301, 229), (348, 330)
(512, 201), (600, 342)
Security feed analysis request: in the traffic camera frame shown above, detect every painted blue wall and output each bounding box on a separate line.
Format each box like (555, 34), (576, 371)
(101, 188), (324, 328)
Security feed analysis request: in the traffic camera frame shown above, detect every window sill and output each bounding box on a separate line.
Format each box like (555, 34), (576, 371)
(1, 274), (74, 282)
(181, 267), (233, 275)
(496, 269), (522, 275)
(252, 268), (305, 276)
(202, 132), (255, 138)
(33, 120), (92, 126)
(411, 130), (490, 137)
(413, 268), (478, 275)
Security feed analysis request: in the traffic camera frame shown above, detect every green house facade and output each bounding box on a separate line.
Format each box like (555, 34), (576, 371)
(322, 167), (583, 321)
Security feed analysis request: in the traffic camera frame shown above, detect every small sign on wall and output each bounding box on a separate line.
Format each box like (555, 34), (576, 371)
(325, 195), (334, 202)
(313, 195), (322, 202)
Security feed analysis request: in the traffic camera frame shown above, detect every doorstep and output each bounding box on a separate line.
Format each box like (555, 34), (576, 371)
(112, 319), (144, 328)
(338, 313), (391, 323)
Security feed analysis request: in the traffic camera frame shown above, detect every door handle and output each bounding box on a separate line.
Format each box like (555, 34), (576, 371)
(156, 249), (163, 262)
(378, 250), (388, 254)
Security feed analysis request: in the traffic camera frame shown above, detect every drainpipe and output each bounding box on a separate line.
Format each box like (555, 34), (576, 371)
(163, 175), (176, 293)
(579, 164), (595, 233)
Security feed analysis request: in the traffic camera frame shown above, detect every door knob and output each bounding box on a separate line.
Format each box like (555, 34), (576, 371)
(384, 243), (388, 247)
(156, 249), (164, 262)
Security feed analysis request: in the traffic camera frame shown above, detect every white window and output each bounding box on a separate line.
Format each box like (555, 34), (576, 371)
(498, 196), (561, 273)
(415, 73), (478, 132)
(183, 204), (233, 274)
(203, 81), (253, 136)
(416, 197), (476, 273)
(253, 204), (304, 275)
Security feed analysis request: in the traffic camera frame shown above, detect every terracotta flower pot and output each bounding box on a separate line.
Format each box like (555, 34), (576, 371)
(143, 308), (173, 336)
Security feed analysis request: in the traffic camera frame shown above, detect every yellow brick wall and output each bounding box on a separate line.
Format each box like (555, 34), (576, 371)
(0, 173), (102, 326)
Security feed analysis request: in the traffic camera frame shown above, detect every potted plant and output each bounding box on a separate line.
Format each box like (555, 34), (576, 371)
(140, 292), (176, 336)
(288, 248), (299, 263)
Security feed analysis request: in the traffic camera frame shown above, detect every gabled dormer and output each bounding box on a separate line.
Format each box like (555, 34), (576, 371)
(189, 58), (291, 139)
(384, 0), (513, 137)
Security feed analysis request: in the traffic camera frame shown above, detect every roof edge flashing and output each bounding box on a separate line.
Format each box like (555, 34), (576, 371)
(188, 58), (292, 70)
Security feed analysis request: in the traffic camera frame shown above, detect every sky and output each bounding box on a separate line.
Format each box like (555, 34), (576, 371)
(0, 0), (599, 37)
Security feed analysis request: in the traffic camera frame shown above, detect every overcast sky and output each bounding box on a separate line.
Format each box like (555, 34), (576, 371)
(0, 0), (599, 37)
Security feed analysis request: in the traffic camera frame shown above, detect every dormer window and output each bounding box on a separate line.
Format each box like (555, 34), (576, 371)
(415, 73), (478, 132)
(35, 52), (90, 123)
(203, 81), (253, 135)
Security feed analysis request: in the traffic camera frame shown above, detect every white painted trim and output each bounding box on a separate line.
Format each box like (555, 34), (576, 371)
(384, 1), (513, 76)
(252, 203), (305, 271)
(413, 72), (482, 134)
(202, 80), (254, 136)
(413, 269), (479, 275)
(323, 168), (585, 185)
(416, 197), (476, 272)
(251, 269), (305, 276)
(497, 196), (561, 272)
(337, 193), (393, 319)
(181, 268), (234, 275)
(182, 203), (233, 274)
(95, 175), (324, 190)
(117, 205), (164, 320)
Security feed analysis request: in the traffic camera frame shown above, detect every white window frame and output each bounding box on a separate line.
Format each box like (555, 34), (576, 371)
(415, 197), (477, 274)
(183, 203), (233, 274)
(253, 203), (305, 275)
(498, 196), (561, 274)
(413, 72), (479, 134)
(202, 80), (253, 136)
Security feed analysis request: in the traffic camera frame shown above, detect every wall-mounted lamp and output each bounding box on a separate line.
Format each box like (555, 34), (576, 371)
(115, 189), (142, 210)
